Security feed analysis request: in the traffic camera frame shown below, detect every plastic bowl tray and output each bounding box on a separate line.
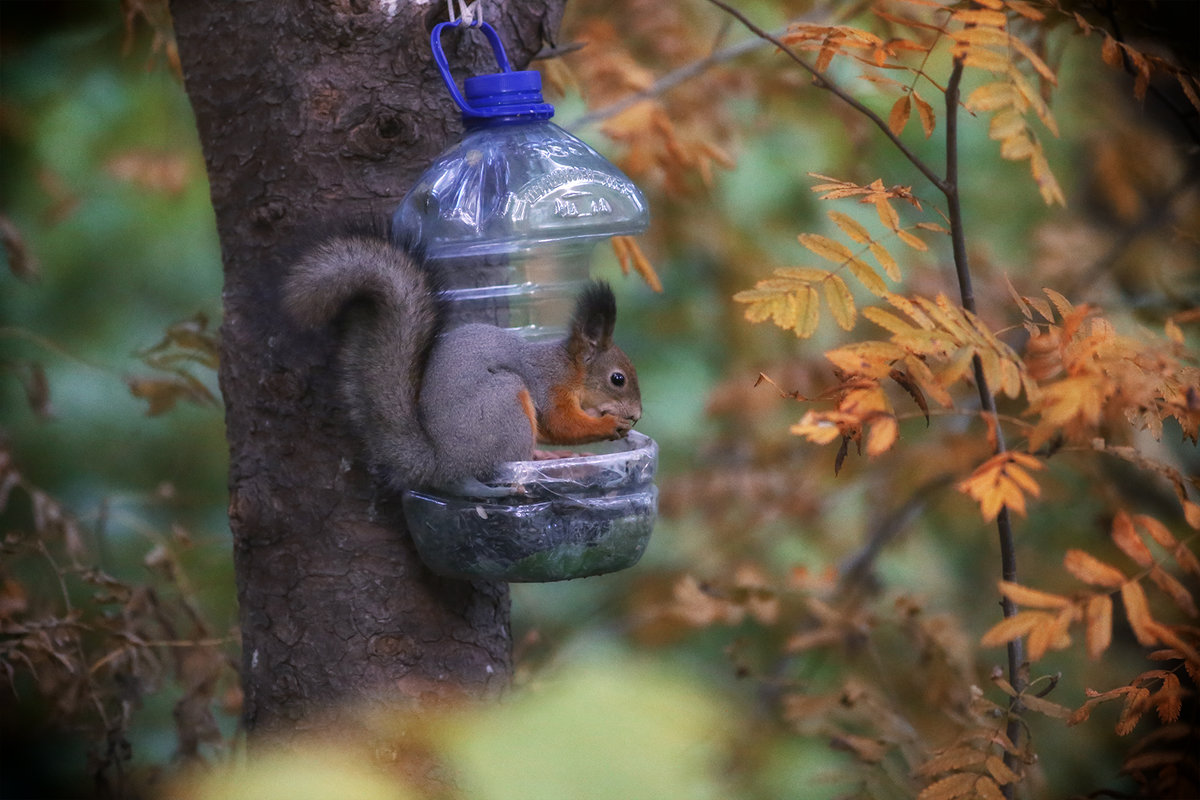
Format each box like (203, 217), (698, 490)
(402, 431), (657, 582)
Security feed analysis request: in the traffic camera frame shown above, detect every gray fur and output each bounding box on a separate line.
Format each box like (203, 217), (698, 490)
(283, 237), (640, 491)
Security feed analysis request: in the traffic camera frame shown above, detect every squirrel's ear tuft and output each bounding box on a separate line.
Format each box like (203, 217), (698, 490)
(570, 281), (617, 356)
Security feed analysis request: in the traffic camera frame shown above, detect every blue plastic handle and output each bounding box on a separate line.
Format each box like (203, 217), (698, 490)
(431, 20), (513, 117)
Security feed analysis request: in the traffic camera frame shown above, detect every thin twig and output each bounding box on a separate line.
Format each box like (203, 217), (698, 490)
(703, 0), (948, 193)
(945, 56), (1025, 793)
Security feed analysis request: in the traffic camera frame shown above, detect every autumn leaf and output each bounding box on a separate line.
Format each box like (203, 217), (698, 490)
(888, 94), (911, 136)
(957, 451), (1044, 521)
(1063, 549), (1126, 589)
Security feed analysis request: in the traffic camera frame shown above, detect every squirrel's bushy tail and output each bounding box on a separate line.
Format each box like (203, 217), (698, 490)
(284, 236), (440, 488)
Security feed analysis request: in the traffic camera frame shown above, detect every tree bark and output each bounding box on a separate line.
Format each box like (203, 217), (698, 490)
(170, 0), (563, 740)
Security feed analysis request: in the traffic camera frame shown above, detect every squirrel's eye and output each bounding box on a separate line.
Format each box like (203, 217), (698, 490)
(610, 371), (626, 388)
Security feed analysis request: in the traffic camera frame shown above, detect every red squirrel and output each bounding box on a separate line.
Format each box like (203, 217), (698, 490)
(283, 235), (642, 492)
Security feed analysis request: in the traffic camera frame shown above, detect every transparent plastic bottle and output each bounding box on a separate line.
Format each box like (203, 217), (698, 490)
(392, 22), (649, 339)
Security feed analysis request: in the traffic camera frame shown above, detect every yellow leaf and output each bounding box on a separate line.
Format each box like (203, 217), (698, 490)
(963, 47), (1016, 74)
(966, 81), (1016, 112)
(866, 415), (898, 456)
(954, 27), (1011, 48)
(869, 241), (901, 281)
(1009, 34), (1057, 85)
(827, 210), (871, 244)
(1085, 594), (1112, 659)
(1063, 549), (1126, 589)
(863, 306), (916, 339)
(889, 94), (911, 136)
(902, 353), (953, 408)
(799, 233), (854, 265)
(997, 580), (1071, 609)
(790, 411), (845, 444)
(736, 282), (821, 338)
(1000, 132), (1035, 160)
(989, 109), (1026, 141)
(824, 274), (856, 331)
(825, 341), (907, 377)
(981, 610), (1046, 647)
(895, 228), (928, 251)
(845, 257), (889, 296)
(873, 196), (900, 230)
(1120, 580), (1158, 646)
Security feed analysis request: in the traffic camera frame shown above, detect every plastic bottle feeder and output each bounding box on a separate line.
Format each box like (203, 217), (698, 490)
(392, 20), (657, 582)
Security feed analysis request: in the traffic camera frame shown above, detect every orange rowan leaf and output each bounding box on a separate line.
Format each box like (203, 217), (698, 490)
(1154, 672), (1183, 723)
(1020, 691), (1072, 719)
(1112, 510), (1155, 568)
(1148, 566), (1198, 618)
(1006, 0), (1045, 20)
(1185, 501), (1200, 531)
(958, 452), (1044, 521)
(974, 776), (1006, 800)
(1116, 687), (1150, 735)
(1064, 549), (1126, 589)
(1027, 605), (1074, 660)
(913, 90), (936, 137)
(916, 746), (986, 776)
(865, 415), (898, 456)
(889, 94), (911, 136)
(981, 609), (1046, 648)
(1086, 594), (1113, 660)
(997, 580), (1071, 609)
(951, 8), (1008, 27)
(1100, 35), (1123, 68)
(1121, 580), (1158, 647)
(985, 754), (1019, 785)
(1134, 514), (1177, 549)
(918, 772), (980, 800)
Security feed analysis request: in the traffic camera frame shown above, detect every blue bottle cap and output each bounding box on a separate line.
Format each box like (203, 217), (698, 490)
(463, 71), (554, 120)
(432, 21), (555, 122)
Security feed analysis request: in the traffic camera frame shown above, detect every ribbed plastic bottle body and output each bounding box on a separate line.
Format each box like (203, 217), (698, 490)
(393, 119), (648, 339)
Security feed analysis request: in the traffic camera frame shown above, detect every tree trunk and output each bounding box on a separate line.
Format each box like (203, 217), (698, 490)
(170, 0), (563, 740)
